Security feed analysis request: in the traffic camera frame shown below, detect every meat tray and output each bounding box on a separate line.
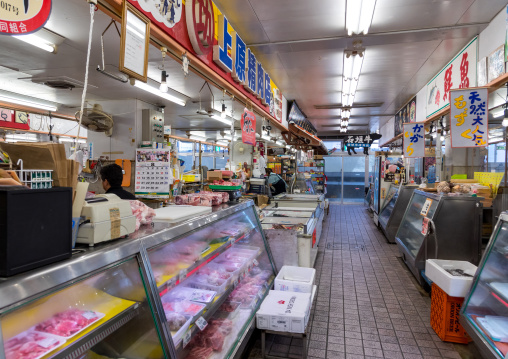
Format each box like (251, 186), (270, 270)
(5, 330), (66, 359)
(185, 274), (230, 295)
(161, 299), (207, 322)
(32, 309), (105, 340)
(163, 286), (217, 304)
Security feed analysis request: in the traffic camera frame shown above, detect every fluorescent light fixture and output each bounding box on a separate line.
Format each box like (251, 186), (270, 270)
(217, 140), (229, 145)
(494, 111), (504, 118)
(440, 135), (445, 142)
(286, 145), (291, 149)
(131, 79), (186, 106)
(190, 131), (207, 137)
(14, 33), (56, 53)
(7, 133), (38, 140)
(211, 114), (233, 126)
(346, 0), (377, 36)
(276, 141), (285, 146)
(261, 135), (271, 142)
(0, 94), (58, 112)
(502, 118), (508, 127)
(218, 134), (232, 141)
(190, 135), (207, 141)
(59, 137), (86, 144)
(341, 109), (351, 118)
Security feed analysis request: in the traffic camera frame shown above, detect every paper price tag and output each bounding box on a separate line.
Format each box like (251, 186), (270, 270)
(179, 270), (187, 283)
(195, 316), (208, 331)
(82, 311), (99, 320)
(421, 217), (430, 235)
(253, 259), (259, 266)
(183, 329), (191, 348)
(37, 337), (59, 349)
(420, 198), (433, 217)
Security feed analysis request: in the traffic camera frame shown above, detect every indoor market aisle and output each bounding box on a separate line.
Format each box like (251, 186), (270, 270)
(248, 204), (467, 359)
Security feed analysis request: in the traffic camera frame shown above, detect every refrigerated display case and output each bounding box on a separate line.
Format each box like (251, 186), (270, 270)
(295, 159), (325, 194)
(460, 212), (508, 359)
(372, 153), (404, 225)
(260, 206), (323, 268)
(378, 184), (418, 243)
(395, 190), (482, 286)
(0, 201), (276, 359)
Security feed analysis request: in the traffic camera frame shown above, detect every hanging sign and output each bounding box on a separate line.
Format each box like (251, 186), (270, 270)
(394, 96), (416, 136)
(403, 122), (425, 158)
(241, 108), (256, 146)
(450, 88), (488, 148)
(120, 2), (150, 82)
(426, 37), (478, 118)
(0, 0), (51, 35)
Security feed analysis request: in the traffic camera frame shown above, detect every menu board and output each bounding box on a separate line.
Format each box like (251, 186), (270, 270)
(120, 2), (150, 82)
(135, 149), (171, 198)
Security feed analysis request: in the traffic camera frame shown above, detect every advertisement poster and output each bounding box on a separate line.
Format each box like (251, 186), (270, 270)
(450, 88), (488, 148)
(241, 108), (256, 146)
(394, 96), (416, 136)
(426, 37), (478, 118)
(135, 149), (171, 198)
(403, 122), (425, 158)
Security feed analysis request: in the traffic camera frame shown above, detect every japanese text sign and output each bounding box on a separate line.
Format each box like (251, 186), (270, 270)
(344, 134), (375, 148)
(426, 37), (478, 118)
(0, 0), (52, 35)
(450, 88), (488, 148)
(403, 122), (425, 158)
(241, 108), (256, 146)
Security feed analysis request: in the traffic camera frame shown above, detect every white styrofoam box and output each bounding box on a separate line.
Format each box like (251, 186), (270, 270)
(256, 290), (312, 333)
(425, 259), (478, 297)
(274, 266), (316, 293)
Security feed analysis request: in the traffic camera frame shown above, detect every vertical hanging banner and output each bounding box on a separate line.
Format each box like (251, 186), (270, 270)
(426, 37), (478, 118)
(241, 108), (256, 146)
(403, 122), (425, 158)
(450, 88), (488, 148)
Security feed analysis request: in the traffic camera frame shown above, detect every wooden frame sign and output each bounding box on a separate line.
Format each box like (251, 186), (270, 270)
(120, 1), (150, 82)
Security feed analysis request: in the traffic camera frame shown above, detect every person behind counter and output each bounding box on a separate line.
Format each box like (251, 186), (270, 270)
(243, 162), (251, 179)
(266, 168), (286, 196)
(100, 164), (136, 200)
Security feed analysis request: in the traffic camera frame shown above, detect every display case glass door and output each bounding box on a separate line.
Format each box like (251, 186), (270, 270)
(0, 258), (167, 359)
(145, 206), (276, 359)
(396, 192), (439, 257)
(325, 155), (366, 204)
(379, 184), (399, 228)
(462, 220), (508, 358)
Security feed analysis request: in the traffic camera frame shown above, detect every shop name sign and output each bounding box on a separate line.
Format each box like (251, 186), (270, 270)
(426, 37), (478, 118)
(212, 12), (273, 110)
(0, 0), (52, 35)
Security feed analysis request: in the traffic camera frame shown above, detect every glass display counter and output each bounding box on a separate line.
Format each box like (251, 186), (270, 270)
(395, 190), (482, 286)
(0, 201), (276, 359)
(461, 212), (508, 359)
(378, 184), (418, 243)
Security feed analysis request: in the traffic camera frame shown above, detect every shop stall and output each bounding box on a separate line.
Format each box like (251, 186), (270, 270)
(0, 201), (276, 359)
(395, 190), (482, 286)
(378, 184), (419, 243)
(460, 211), (508, 359)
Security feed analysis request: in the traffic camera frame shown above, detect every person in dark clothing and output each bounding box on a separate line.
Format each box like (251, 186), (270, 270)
(100, 164), (136, 200)
(265, 168), (286, 196)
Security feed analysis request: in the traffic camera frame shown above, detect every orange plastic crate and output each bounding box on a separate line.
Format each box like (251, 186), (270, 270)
(430, 283), (472, 344)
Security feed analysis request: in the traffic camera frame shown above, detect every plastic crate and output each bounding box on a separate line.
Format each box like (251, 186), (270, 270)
(430, 283), (472, 344)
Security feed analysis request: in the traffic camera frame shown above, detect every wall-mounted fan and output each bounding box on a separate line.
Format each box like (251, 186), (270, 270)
(75, 104), (114, 137)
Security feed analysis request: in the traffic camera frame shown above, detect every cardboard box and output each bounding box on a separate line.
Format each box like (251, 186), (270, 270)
(207, 171), (222, 181)
(257, 194), (269, 207)
(256, 290), (312, 333)
(275, 266), (316, 293)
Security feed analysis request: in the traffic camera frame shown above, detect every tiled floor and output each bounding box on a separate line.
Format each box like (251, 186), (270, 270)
(248, 204), (476, 359)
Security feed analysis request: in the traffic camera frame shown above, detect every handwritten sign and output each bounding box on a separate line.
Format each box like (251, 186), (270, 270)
(450, 88), (488, 148)
(403, 122), (425, 158)
(420, 198), (433, 217)
(120, 2), (150, 82)
(241, 108), (256, 146)
(426, 37), (478, 118)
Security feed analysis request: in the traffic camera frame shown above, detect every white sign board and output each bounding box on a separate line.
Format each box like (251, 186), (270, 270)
(426, 37), (478, 118)
(450, 88), (488, 148)
(403, 122), (425, 158)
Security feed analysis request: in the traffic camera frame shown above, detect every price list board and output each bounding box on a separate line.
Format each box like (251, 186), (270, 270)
(135, 149), (170, 198)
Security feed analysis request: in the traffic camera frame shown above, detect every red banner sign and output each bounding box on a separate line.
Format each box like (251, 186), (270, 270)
(241, 109), (256, 146)
(0, 0), (52, 35)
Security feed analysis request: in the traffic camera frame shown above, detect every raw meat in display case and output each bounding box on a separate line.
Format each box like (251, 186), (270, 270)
(34, 309), (104, 338)
(5, 331), (65, 359)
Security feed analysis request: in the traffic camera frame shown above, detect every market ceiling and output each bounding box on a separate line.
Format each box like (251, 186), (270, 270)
(0, 0), (507, 141)
(213, 0), (508, 136)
